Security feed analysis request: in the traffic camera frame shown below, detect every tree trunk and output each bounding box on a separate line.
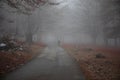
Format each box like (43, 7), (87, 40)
(26, 32), (33, 45)
(104, 38), (108, 46)
(92, 36), (97, 45)
(93, 38), (97, 45)
(119, 38), (120, 46)
(114, 38), (118, 46)
(26, 15), (33, 45)
(15, 13), (19, 39)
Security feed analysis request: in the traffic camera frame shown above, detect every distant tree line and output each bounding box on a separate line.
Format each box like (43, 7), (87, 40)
(0, 0), (120, 46)
(80, 0), (120, 46)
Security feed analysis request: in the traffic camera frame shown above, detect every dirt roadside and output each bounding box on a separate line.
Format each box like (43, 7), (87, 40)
(63, 45), (120, 80)
(0, 43), (45, 76)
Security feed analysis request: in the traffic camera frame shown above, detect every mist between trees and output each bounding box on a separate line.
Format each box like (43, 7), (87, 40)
(0, 0), (120, 46)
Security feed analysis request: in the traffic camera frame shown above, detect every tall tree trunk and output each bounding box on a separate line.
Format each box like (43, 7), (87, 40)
(92, 36), (97, 45)
(93, 38), (97, 45)
(119, 38), (120, 46)
(26, 15), (33, 45)
(114, 38), (118, 46)
(26, 32), (33, 45)
(104, 37), (108, 46)
(15, 13), (19, 39)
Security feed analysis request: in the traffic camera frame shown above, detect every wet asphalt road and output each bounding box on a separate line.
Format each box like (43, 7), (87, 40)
(1, 46), (85, 80)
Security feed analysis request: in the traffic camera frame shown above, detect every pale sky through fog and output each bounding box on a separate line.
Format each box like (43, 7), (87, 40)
(39, 0), (93, 44)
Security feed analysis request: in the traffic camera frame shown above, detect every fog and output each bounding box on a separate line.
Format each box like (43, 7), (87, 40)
(0, 1), (120, 80)
(0, 0), (120, 46)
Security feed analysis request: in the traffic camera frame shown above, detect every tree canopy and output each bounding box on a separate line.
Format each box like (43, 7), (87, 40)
(0, 0), (47, 14)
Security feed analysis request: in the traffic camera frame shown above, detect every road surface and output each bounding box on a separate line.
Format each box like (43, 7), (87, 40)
(2, 46), (85, 80)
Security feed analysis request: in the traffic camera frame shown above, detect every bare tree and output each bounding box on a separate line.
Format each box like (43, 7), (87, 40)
(101, 0), (120, 46)
(0, 0), (48, 44)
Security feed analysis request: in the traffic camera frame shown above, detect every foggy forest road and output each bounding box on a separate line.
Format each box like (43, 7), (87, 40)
(2, 46), (85, 80)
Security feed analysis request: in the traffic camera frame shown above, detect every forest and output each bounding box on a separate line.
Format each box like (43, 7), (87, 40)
(0, 0), (120, 46)
(0, 0), (120, 80)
